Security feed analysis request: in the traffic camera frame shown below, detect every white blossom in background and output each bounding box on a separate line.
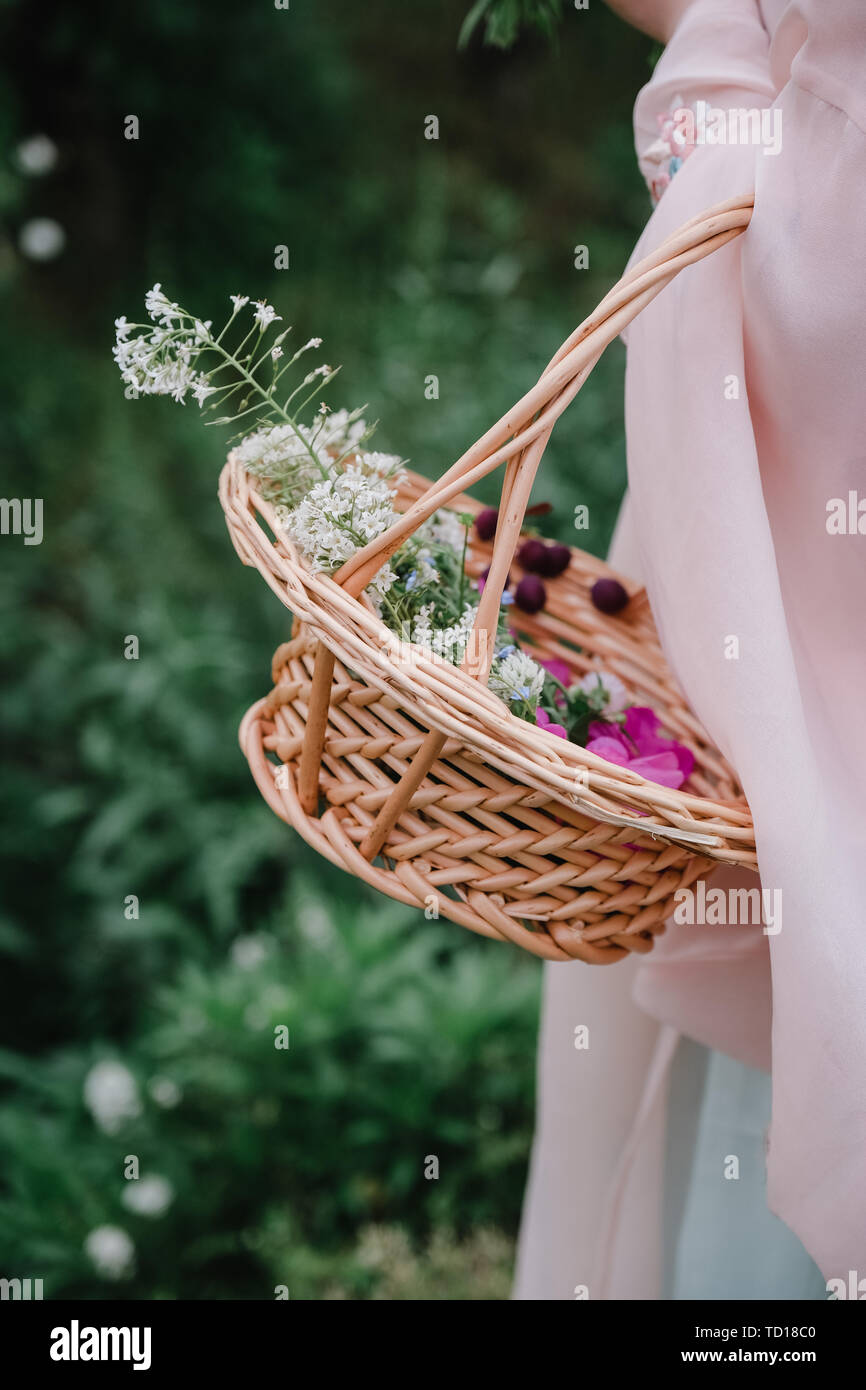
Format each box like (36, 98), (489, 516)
(578, 669), (629, 712)
(18, 217), (65, 261)
(84, 1226), (136, 1280)
(83, 1060), (142, 1134)
(489, 649), (545, 707)
(148, 1076), (182, 1109)
(230, 934), (271, 970)
(244, 1002), (270, 1032)
(121, 1175), (174, 1218)
(297, 900), (337, 948)
(282, 469), (398, 601)
(15, 134), (58, 176)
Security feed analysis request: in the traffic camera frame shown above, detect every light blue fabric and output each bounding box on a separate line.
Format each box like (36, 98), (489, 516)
(666, 1043), (827, 1301)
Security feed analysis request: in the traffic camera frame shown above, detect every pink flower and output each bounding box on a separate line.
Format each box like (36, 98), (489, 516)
(535, 707), (568, 739)
(585, 706), (694, 789)
(540, 657), (572, 686)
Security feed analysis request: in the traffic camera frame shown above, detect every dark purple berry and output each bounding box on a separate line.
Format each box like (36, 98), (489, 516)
(539, 543), (571, 578)
(517, 538), (548, 573)
(514, 574), (547, 614)
(590, 577), (629, 614)
(475, 507), (499, 541)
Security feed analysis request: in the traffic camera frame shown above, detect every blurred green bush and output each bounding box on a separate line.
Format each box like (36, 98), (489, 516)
(0, 0), (650, 1296)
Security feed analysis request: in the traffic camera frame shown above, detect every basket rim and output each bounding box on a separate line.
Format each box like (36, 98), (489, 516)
(220, 452), (756, 863)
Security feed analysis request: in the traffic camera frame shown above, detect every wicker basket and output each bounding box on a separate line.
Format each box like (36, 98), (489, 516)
(220, 196), (757, 963)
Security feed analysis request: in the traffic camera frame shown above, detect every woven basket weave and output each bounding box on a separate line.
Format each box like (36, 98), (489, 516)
(220, 196), (757, 963)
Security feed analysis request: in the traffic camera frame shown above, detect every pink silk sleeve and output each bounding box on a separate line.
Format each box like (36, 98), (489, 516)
(633, 0), (775, 202)
(623, 0), (866, 1278)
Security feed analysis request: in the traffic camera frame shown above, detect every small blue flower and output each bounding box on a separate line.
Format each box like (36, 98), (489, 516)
(495, 644), (516, 659)
(405, 570), (418, 591)
(501, 592), (515, 606)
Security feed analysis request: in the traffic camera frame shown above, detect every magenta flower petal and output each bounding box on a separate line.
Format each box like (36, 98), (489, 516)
(541, 657), (572, 687)
(587, 719), (627, 747)
(587, 706), (693, 789)
(585, 734), (632, 766)
(624, 706), (661, 743)
(536, 708), (568, 739)
(624, 706), (694, 777)
(669, 743), (694, 779)
(626, 752), (687, 789)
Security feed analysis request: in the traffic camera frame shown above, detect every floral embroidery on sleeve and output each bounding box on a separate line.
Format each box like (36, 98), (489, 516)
(640, 95), (698, 203)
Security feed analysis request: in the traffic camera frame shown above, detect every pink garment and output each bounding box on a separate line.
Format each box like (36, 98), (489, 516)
(516, 0), (866, 1295)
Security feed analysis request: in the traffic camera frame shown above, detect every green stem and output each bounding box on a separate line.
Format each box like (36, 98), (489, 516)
(457, 518), (469, 610)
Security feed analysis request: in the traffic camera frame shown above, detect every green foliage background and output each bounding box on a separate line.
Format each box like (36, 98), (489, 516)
(0, 0), (651, 1298)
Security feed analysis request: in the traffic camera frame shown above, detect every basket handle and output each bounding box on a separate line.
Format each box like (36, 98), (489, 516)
(298, 194), (754, 838)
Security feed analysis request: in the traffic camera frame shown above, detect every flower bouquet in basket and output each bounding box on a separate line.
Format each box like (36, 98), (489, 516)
(114, 200), (756, 962)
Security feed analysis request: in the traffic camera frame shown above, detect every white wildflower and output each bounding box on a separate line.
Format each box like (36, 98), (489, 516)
(302, 337), (323, 350)
(83, 1060), (141, 1134)
(411, 602), (479, 666)
(237, 410), (371, 501)
(271, 346), (283, 362)
(113, 311), (205, 403)
(414, 546), (439, 583)
(349, 449), (404, 481)
(144, 283), (181, 327)
(230, 294), (249, 311)
(282, 470), (397, 600)
(489, 649), (545, 707)
(578, 669), (629, 712)
(235, 422), (325, 503)
(309, 407), (368, 457)
(84, 1226), (135, 1280)
(236, 422), (312, 468)
(429, 508), (469, 556)
(192, 377), (215, 407)
(122, 1175), (174, 1218)
(253, 300), (281, 330)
